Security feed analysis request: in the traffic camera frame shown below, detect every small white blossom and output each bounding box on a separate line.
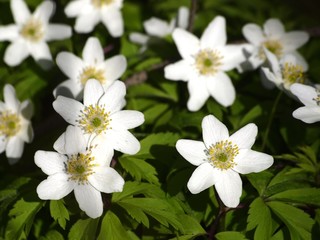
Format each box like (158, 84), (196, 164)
(129, 6), (189, 51)
(261, 49), (308, 90)
(54, 37), (127, 100)
(290, 83), (320, 123)
(65, 0), (124, 37)
(0, 0), (72, 67)
(241, 18), (309, 70)
(53, 79), (144, 155)
(164, 16), (247, 111)
(35, 125), (125, 218)
(176, 115), (273, 208)
(0, 84), (33, 164)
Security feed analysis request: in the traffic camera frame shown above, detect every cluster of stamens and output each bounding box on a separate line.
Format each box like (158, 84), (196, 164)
(65, 147), (97, 184)
(20, 17), (44, 42)
(79, 66), (106, 86)
(91, 0), (114, 8)
(206, 140), (239, 170)
(194, 49), (223, 76)
(259, 39), (283, 59)
(0, 111), (21, 137)
(281, 62), (306, 88)
(77, 104), (111, 135)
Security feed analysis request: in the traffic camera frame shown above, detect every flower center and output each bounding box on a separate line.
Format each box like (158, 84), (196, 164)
(77, 104), (111, 135)
(282, 63), (306, 88)
(91, 0), (114, 8)
(20, 18), (44, 42)
(0, 112), (21, 137)
(194, 49), (223, 76)
(258, 39), (283, 60)
(313, 90), (320, 106)
(79, 66), (106, 86)
(66, 150), (97, 184)
(207, 140), (239, 170)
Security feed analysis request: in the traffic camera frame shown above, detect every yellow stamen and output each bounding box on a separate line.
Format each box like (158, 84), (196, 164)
(20, 18), (44, 42)
(91, 0), (114, 8)
(79, 66), (106, 86)
(282, 63), (306, 88)
(0, 111), (21, 137)
(194, 49), (223, 76)
(259, 39), (283, 60)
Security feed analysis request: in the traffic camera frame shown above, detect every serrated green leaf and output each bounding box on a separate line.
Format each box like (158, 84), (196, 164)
(98, 211), (131, 240)
(68, 218), (99, 240)
(239, 105), (262, 126)
(268, 201), (314, 240)
(117, 201), (150, 227)
(49, 200), (69, 229)
(41, 230), (64, 240)
(215, 231), (248, 240)
(144, 103), (169, 124)
(247, 197), (273, 240)
(246, 171), (274, 196)
(177, 214), (206, 235)
(5, 197), (43, 240)
(269, 188), (320, 206)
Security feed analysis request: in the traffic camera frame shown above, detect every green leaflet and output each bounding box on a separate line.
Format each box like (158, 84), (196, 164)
(215, 231), (248, 240)
(49, 200), (70, 230)
(68, 218), (99, 240)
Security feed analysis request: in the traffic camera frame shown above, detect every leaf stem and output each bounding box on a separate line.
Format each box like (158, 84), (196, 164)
(187, 0), (198, 32)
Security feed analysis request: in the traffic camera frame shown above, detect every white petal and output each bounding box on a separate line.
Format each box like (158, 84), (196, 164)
(18, 119), (33, 143)
(74, 184), (103, 218)
(107, 129), (140, 154)
(164, 60), (190, 81)
(88, 167), (124, 193)
(201, 16), (226, 48)
(281, 31), (309, 52)
(34, 150), (66, 175)
(242, 23), (265, 45)
(187, 77), (210, 112)
(4, 41), (29, 66)
(64, 126), (87, 155)
(234, 149), (273, 174)
(263, 19), (285, 38)
(0, 136), (7, 154)
(110, 110), (144, 130)
(101, 8), (124, 37)
(65, 0), (87, 17)
(53, 79), (83, 100)
(83, 79), (104, 106)
(206, 72), (236, 107)
(82, 37), (104, 65)
(144, 17), (171, 37)
(74, 12), (100, 33)
(177, 6), (189, 29)
(286, 51), (308, 71)
(99, 80), (126, 113)
(46, 24), (72, 41)
(229, 123), (257, 149)
(30, 42), (52, 63)
(34, 1), (55, 23)
(11, 0), (31, 24)
(103, 55), (127, 82)
(53, 132), (66, 154)
(187, 162), (217, 194)
(20, 99), (33, 119)
(220, 44), (246, 71)
(261, 67), (282, 86)
(292, 106), (320, 124)
(90, 138), (114, 166)
(172, 28), (200, 59)
(56, 52), (84, 80)
(264, 48), (281, 76)
(215, 170), (242, 208)
(4, 84), (19, 112)
(176, 139), (207, 166)
(290, 83), (317, 106)
(53, 96), (84, 125)
(37, 173), (75, 200)
(202, 114), (229, 148)
(0, 25), (19, 41)
(6, 136), (24, 162)
(129, 32), (149, 45)
(247, 51), (265, 69)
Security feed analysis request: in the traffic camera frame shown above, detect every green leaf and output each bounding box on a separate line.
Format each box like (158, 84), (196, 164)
(269, 188), (320, 206)
(144, 103), (169, 124)
(98, 211), (131, 240)
(177, 214), (206, 235)
(5, 197), (43, 240)
(41, 230), (64, 240)
(49, 200), (70, 229)
(247, 197), (273, 240)
(267, 201), (314, 240)
(68, 218), (99, 240)
(239, 105), (262, 126)
(215, 231), (248, 240)
(246, 171), (274, 196)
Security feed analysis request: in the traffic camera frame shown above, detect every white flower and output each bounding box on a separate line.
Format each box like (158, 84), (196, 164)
(261, 49), (308, 90)
(164, 16), (247, 111)
(0, 84), (33, 164)
(242, 18), (309, 70)
(65, 0), (124, 37)
(35, 125), (125, 218)
(53, 79), (144, 155)
(290, 83), (320, 123)
(0, 0), (72, 67)
(176, 115), (273, 208)
(54, 37), (127, 100)
(129, 6), (189, 49)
